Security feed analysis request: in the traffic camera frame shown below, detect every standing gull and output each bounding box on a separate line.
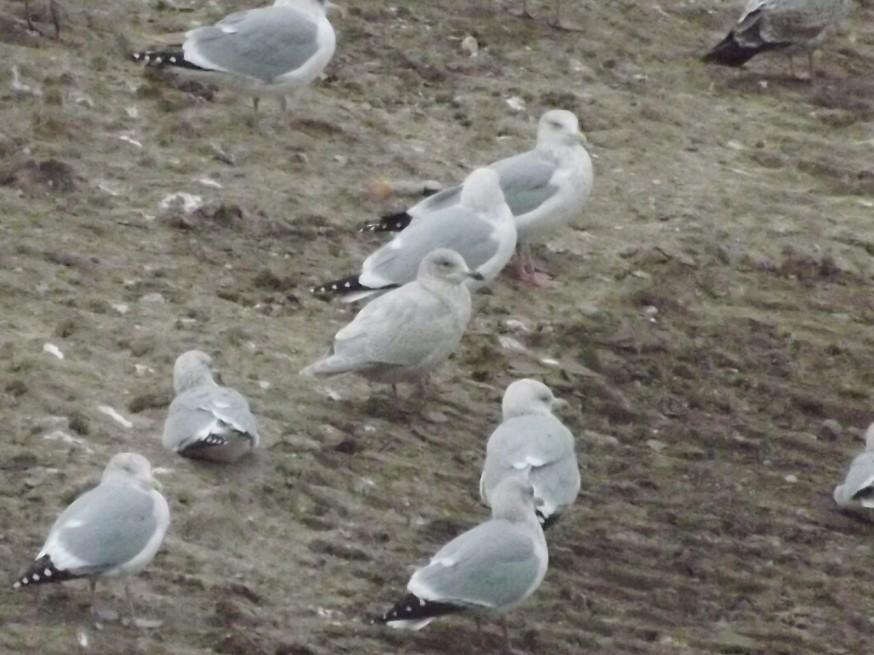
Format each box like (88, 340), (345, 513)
(301, 249), (480, 392)
(702, 0), (853, 78)
(377, 476), (548, 651)
(364, 110), (593, 286)
(834, 423), (874, 508)
(163, 349), (260, 463)
(13, 453), (170, 625)
(480, 379), (580, 528)
(131, 0), (339, 123)
(315, 167), (515, 302)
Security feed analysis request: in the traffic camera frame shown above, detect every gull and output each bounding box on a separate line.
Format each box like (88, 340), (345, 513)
(316, 168), (515, 302)
(363, 110), (593, 286)
(163, 350), (260, 463)
(480, 379), (580, 528)
(377, 475), (548, 652)
(702, 0), (854, 79)
(301, 249), (480, 393)
(12, 453), (169, 626)
(131, 0), (339, 124)
(834, 422), (874, 508)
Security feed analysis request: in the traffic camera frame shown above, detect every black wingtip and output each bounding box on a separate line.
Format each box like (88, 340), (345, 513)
(539, 511), (560, 530)
(702, 33), (754, 66)
(310, 274), (387, 298)
(377, 593), (462, 625)
(179, 433), (230, 455)
(131, 49), (205, 72)
(13, 554), (74, 590)
(702, 32), (788, 67)
(359, 211), (413, 233)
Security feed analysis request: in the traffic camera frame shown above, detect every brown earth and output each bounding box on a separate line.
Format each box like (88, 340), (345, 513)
(2, 0), (874, 653)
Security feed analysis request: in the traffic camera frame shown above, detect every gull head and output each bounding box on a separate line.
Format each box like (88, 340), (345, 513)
(418, 248), (483, 285)
(502, 378), (568, 419)
(103, 452), (161, 490)
(173, 349), (216, 394)
(537, 109), (586, 148)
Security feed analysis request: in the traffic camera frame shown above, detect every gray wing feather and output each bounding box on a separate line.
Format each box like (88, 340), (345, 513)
(481, 414), (578, 506)
(362, 206), (498, 286)
(164, 385), (258, 449)
(837, 451), (874, 502)
(409, 185), (463, 218)
(186, 6), (319, 81)
(49, 485), (158, 573)
(491, 151), (561, 217)
(411, 520), (540, 608)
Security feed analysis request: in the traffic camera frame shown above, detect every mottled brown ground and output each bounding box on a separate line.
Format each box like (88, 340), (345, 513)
(2, 0), (874, 653)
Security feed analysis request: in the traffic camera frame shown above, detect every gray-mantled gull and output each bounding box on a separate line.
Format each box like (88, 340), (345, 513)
(163, 350), (260, 463)
(834, 423), (874, 508)
(363, 110), (593, 287)
(702, 0), (853, 78)
(13, 453), (169, 625)
(301, 249), (480, 390)
(314, 167), (515, 302)
(377, 475), (548, 652)
(480, 379), (580, 528)
(131, 0), (339, 123)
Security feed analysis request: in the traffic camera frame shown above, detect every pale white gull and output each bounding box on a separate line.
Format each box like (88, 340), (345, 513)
(301, 249), (480, 391)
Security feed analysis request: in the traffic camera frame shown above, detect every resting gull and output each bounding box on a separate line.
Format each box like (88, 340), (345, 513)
(363, 110), (592, 286)
(377, 475), (548, 651)
(163, 349), (260, 463)
(301, 249), (479, 392)
(480, 379), (580, 528)
(13, 453), (169, 625)
(702, 0), (853, 78)
(316, 167), (515, 302)
(834, 422), (874, 508)
(131, 0), (339, 123)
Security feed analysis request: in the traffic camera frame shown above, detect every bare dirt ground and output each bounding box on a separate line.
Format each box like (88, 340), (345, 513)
(2, 0), (874, 652)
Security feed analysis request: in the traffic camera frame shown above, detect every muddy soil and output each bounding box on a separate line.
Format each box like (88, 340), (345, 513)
(2, 0), (874, 653)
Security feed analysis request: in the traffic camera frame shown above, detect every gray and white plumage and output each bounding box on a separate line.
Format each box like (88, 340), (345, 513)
(834, 423), (874, 508)
(368, 110), (592, 285)
(378, 475), (548, 645)
(301, 249), (480, 386)
(132, 0), (337, 118)
(13, 453), (169, 620)
(480, 379), (580, 528)
(702, 0), (853, 75)
(163, 350), (260, 463)
(316, 167), (516, 302)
